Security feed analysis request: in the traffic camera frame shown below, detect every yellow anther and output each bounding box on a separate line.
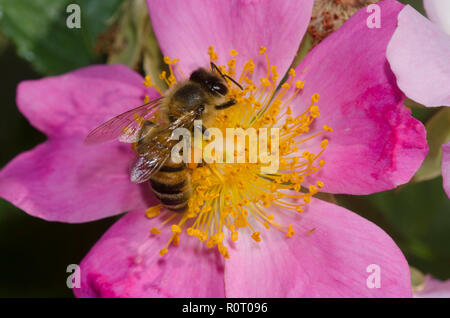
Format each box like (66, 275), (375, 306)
(142, 75), (153, 87)
(186, 211), (196, 218)
(159, 248), (168, 256)
(259, 46), (267, 54)
(200, 232), (208, 242)
(323, 125), (333, 132)
(244, 58), (255, 73)
(317, 180), (324, 188)
(320, 139), (328, 148)
(286, 106), (292, 115)
(309, 185), (318, 194)
(208, 46), (218, 61)
(234, 215), (247, 228)
(218, 244), (230, 258)
(171, 224), (182, 234)
(231, 231), (238, 241)
(295, 80), (305, 89)
(251, 232), (261, 242)
(311, 93), (320, 103)
(163, 56), (172, 64)
(288, 68), (296, 77)
(150, 228), (161, 235)
(271, 65), (279, 80)
(230, 49), (238, 56)
(310, 105), (320, 118)
(145, 205), (161, 218)
(260, 78), (271, 87)
(286, 224), (295, 238)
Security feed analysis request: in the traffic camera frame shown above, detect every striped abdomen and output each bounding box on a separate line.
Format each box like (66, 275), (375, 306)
(149, 158), (190, 213)
(136, 120), (191, 213)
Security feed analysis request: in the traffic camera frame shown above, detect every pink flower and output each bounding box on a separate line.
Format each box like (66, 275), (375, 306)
(423, 0), (450, 35)
(0, 0), (427, 297)
(387, 3), (450, 198)
(414, 276), (450, 298)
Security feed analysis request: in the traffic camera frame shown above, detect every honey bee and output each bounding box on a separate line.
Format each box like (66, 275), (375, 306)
(85, 63), (242, 213)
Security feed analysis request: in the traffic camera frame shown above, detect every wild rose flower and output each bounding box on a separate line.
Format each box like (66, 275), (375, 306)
(423, 0), (450, 35)
(387, 2), (450, 197)
(414, 276), (450, 298)
(0, 0), (427, 297)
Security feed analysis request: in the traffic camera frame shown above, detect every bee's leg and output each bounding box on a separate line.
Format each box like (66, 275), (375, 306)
(138, 121), (158, 141)
(136, 121), (159, 155)
(189, 124), (210, 168)
(215, 99), (237, 110)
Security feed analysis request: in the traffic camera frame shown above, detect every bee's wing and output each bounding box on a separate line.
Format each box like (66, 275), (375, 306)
(130, 153), (170, 183)
(84, 97), (163, 145)
(130, 110), (199, 183)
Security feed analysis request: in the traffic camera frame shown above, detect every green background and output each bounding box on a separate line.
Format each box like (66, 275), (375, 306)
(0, 0), (449, 297)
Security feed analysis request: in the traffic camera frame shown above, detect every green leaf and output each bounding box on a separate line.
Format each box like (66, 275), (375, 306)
(107, 0), (167, 90)
(0, 0), (123, 75)
(291, 32), (313, 70)
(414, 107), (450, 182)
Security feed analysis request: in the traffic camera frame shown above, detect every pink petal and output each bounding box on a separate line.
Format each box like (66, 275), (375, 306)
(0, 139), (156, 222)
(387, 5), (450, 107)
(424, 0), (450, 35)
(1, 64), (162, 222)
(147, 0), (313, 81)
(224, 198), (412, 297)
(74, 209), (225, 297)
(414, 275), (450, 298)
(291, 0), (428, 194)
(442, 141), (450, 198)
(17, 64), (160, 139)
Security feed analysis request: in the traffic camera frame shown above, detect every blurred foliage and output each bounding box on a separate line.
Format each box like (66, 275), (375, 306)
(410, 266), (426, 291)
(0, 200), (119, 297)
(0, 31), (120, 297)
(0, 0), (122, 75)
(337, 176), (450, 280)
(105, 0), (168, 89)
(0, 0), (448, 298)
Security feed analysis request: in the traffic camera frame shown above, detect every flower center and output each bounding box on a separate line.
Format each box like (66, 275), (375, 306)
(142, 46), (332, 258)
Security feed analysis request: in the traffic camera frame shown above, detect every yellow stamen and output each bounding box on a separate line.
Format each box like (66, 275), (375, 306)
(146, 205), (161, 218)
(142, 47), (331, 257)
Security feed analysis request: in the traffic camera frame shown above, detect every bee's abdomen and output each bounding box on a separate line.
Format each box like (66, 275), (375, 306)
(149, 159), (190, 213)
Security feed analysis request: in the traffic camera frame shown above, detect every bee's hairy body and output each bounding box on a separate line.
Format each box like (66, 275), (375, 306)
(137, 68), (235, 213)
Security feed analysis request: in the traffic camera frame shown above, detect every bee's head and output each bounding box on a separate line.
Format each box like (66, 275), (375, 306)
(189, 68), (228, 96)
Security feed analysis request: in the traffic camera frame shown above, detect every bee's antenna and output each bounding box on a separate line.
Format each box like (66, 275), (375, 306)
(210, 62), (243, 91)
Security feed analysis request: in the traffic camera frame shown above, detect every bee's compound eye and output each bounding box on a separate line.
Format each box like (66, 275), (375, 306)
(211, 82), (228, 96)
(189, 70), (203, 82)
